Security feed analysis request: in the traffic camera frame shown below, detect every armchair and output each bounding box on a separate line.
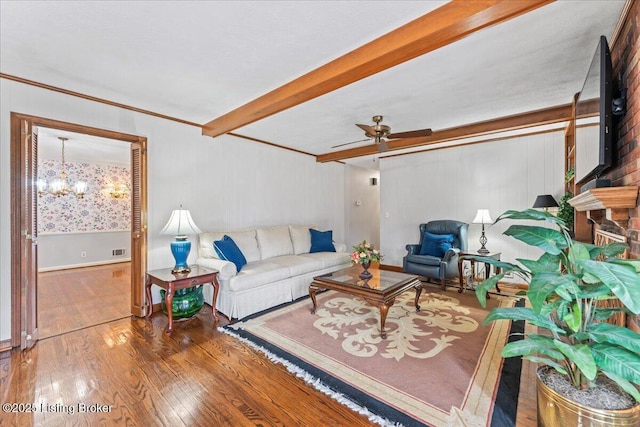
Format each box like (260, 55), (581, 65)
(403, 220), (468, 291)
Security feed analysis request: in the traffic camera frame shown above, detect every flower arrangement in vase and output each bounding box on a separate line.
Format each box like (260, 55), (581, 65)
(351, 240), (383, 279)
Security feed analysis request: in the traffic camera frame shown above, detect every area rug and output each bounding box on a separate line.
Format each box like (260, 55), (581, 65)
(221, 289), (524, 427)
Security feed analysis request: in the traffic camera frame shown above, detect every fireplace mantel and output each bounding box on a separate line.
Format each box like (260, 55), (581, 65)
(568, 186), (638, 228)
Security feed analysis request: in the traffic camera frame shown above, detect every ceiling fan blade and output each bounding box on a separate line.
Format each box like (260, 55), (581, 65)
(356, 124), (377, 136)
(330, 138), (371, 149)
(387, 128), (433, 139)
(377, 139), (389, 152)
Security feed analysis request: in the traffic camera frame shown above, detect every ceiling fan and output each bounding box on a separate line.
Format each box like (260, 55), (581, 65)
(331, 115), (432, 152)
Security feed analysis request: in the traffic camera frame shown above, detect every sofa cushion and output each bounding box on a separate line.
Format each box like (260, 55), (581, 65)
(200, 229), (261, 263)
(270, 255), (323, 276)
(299, 251), (350, 269)
(309, 229), (335, 253)
(419, 232), (455, 258)
(228, 261), (291, 292)
(257, 226), (294, 260)
(289, 225), (315, 255)
(406, 254), (442, 266)
(214, 235), (247, 272)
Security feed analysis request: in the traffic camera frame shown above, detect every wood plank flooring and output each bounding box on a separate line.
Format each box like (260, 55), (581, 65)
(37, 263), (131, 339)
(2, 265), (537, 426)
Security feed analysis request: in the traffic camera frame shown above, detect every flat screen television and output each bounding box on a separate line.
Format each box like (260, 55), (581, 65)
(574, 35), (614, 185)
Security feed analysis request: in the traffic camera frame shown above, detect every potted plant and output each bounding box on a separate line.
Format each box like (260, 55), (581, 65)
(557, 167), (575, 234)
(473, 208), (640, 426)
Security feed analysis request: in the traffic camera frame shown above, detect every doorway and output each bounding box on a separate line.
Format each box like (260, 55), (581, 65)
(10, 112), (147, 349)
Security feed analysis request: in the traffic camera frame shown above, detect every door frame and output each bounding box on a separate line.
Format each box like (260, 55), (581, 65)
(10, 112), (148, 349)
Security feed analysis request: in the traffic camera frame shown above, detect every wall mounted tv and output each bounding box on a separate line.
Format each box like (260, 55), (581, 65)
(574, 35), (614, 186)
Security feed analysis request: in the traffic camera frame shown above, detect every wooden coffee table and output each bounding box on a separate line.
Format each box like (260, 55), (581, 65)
(309, 266), (421, 338)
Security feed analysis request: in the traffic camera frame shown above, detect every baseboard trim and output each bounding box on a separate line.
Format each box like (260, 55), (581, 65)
(38, 259), (131, 273)
(379, 264), (403, 272)
(0, 339), (13, 353)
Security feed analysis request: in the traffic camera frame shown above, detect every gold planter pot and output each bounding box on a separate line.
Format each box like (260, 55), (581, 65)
(537, 369), (640, 426)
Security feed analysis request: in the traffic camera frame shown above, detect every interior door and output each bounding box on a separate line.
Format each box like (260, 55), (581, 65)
(130, 140), (147, 316)
(20, 120), (39, 349)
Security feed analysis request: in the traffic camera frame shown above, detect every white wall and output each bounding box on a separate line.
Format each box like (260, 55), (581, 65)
(380, 131), (565, 269)
(0, 79), (346, 342)
(38, 232), (130, 271)
(345, 165), (380, 252)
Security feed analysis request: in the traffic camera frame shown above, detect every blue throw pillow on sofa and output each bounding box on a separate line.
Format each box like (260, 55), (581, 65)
(419, 232), (455, 258)
(214, 235), (247, 272)
(309, 229), (336, 253)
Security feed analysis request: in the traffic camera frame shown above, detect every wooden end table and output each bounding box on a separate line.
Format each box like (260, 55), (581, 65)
(457, 251), (502, 297)
(145, 266), (219, 334)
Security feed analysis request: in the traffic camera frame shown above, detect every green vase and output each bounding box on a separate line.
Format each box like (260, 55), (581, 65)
(160, 286), (204, 319)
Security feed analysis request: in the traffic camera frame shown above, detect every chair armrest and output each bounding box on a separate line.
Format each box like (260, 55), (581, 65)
(195, 257), (237, 280)
(405, 244), (420, 255)
(442, 247), (461, 263)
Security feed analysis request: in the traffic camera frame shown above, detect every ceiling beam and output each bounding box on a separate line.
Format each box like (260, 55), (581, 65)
(202, 0), (554, 138)
(316, 103), (573, 162)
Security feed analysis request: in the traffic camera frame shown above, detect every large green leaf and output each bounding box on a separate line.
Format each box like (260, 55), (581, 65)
(568, 242), (591, 266)
(563, 303), (582, 333)
(483, 307), (565, 334)
(585, 242), (629, 260)
(601, 370), (640, 403)
(495, 209), (566, 228)
(554, 340), (597, 380)
(527, 273), (578, 313)
(609, 258), (640, 273)
(524, 356), (568, 375)
(586, 323), (640, 355)
(578, 260), (640, 313)
(501, 336), (564, 359)
(504, 225), (569, 255)
(519, 252), (561, 274)
(591, 343), (640, 384)
(475, 273), (504, 308)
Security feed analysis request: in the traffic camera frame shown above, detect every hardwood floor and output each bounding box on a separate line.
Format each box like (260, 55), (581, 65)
(37, 263), (131, 339)
(2, 271), (538, 426)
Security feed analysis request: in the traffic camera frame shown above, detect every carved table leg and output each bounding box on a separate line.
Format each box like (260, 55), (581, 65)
(309, 284), (319, 314)
(165, 287), (174, 334)
(211, 276), (220, 322)
(145, 275), (152, 318)
(415, 284), (423, 312)
(378, 300), (394, 339)
(458, 258), (465, 293)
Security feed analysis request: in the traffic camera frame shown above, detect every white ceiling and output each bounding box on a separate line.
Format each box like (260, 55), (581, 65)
(0, 1), (627, 168)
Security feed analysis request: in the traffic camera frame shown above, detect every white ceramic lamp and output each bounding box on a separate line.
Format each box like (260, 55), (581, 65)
(161, 207), (202, 273)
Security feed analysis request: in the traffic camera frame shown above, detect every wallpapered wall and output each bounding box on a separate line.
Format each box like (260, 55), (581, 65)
(38, 159), (131, 233)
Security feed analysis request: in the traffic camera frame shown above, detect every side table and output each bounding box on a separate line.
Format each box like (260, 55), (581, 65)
(458, 251), (502, 297)
(145, 266), (219, 334)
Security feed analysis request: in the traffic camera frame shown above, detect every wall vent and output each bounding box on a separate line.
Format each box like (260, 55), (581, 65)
(112, 249), (126, 256)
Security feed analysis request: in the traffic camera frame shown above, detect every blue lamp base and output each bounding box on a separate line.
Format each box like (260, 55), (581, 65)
(170, 237), (191, 274)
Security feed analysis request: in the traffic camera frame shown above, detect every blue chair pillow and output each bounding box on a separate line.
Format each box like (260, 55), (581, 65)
(213, 235), (247, 272)
(419, 232), (455, 258)
(309, 229), (336, 253)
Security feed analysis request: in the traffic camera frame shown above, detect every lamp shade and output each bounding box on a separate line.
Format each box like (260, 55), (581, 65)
(161, 208), (202, 237)
(532, 194), (559, 209)
(472, 209), (493, 224)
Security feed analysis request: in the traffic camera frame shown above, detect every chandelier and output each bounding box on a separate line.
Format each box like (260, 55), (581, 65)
(37, 137), (88, 199)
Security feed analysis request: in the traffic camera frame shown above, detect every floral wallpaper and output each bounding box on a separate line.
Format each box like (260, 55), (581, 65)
(38, 159), (131, 234)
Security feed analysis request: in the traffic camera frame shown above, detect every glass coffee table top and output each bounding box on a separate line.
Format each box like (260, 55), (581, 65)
(315, 265), (418, 292)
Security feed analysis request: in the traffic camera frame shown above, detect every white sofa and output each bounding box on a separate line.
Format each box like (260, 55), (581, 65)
(196, 225), (351, 319)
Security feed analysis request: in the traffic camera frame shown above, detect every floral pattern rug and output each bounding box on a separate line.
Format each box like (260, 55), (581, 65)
(223, 288), (523, 427)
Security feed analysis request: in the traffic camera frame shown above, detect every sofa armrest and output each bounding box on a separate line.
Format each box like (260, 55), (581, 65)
(334, 243), (347, 253)
(405, 244), (420, 256)
(195, 257), (237, 280)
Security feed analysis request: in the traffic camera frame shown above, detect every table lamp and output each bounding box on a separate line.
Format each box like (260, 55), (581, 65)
(161, 207), (202, 273)
(532, 194), (559, 211)
(472, 209), (493, 254)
